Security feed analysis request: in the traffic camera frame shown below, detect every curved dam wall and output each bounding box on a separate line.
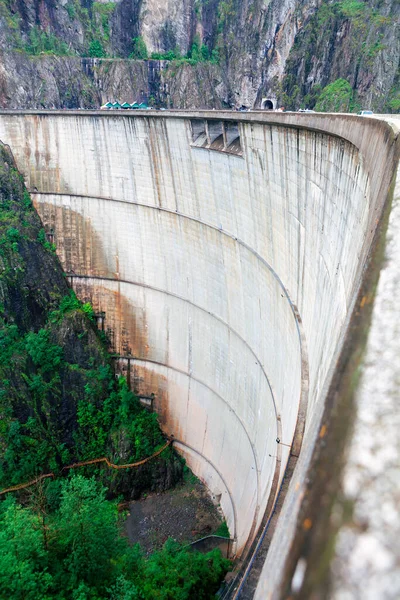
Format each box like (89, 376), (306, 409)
(0, 111), (397, 587)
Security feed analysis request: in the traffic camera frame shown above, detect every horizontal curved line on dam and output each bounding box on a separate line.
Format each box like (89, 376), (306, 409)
(66, 272), (281, 425)
(172, 438), (239, 541)
(33, 190), (304, 340)
(34, 190), (308, 410)
(117, 354), (265, 539)
(39, 187), (310, 457)
(113, 353), (270, 492)
(66, 275), (286, 535)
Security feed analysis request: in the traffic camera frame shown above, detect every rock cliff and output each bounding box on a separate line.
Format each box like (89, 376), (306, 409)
(0, 0), (398, 111)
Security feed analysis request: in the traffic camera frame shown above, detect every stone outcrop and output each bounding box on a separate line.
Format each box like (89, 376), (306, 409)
(0, 0), (398, 111)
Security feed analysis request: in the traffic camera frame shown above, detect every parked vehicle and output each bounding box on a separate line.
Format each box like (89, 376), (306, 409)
(358, 110), (374, 116)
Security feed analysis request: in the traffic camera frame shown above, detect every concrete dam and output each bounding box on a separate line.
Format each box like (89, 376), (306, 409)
(0, 110), (399, 598)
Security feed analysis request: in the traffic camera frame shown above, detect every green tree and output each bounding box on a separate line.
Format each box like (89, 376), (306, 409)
(0, 496), (52, 599)
(140, 539), (231, 599)
(0, 482), (231, 599)
(88, 39), (105, 58)
(189, 34), (201, 61)
(55, 475), (125, 593)
(130, 36), (148, 59)
(25, 27), (70, 56)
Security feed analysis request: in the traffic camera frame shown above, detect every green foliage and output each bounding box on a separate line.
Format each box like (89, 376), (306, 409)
(56, 476), (125, 591)
(182, 464), (200, 487)
(0, 323), (19, 366)
(130, 36), (148, 60)
(151, 49), (180, 61)
(388, 97), (400, 112)
(24, 26), (72, 56)
(201, 44), (210, 61)
(0, 477), (231, 599)
(25, 329), (63, 373)
(365, 40), (386, 58)
(384, 74), (400, 114)
(92, 2), (115, 42)
(37, 228), (56, 254)
(315, 78), (355, 112)
(64, 0), (116, 57)
(0, 0), (20, 30)
(0, 288), (165, 484)
(218, 0), (236, 29)
(49, 290), (94, 323)
(338, 1), (366, 18)
(75, 376), (165, 460)
(0, 325), (67, 484)
(0, 496), (53, 599)
(140, 538), (231, 599)
(214, 520), (230, 538)
(0, 226), (21, 256)
(190, 34), (202, 61)
(210, 48), (220, 64)
(149, 34), (219, 65)
(280, 0), (389, 110)
(22, 189), (33, 211)
(88, 39), (105, 58)
(65, 2), (76, 21)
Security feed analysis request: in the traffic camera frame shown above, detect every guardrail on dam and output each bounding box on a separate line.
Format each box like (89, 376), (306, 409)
(0, 110), (398, 598)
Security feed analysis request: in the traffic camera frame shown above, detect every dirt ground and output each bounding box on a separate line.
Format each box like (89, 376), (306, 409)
(124, 472), (224, 555)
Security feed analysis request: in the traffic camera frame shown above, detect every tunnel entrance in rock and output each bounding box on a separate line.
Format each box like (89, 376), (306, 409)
(261, 99), (274, 110)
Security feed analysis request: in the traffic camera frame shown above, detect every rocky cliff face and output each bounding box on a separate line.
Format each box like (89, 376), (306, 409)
(281, 0), (400, 111)
(0, 0), (398, 110)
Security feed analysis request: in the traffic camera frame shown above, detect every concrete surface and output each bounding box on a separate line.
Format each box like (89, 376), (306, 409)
(0, 110), (398, 597)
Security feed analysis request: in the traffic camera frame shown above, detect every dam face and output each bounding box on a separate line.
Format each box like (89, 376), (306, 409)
(0, 111), (398, 596)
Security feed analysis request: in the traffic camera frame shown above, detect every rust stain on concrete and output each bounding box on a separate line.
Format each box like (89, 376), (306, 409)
(34, 201), (115, 278)
(131, 363), (171, 432)
(71, 281), (150, 359)
(34, 199), (154, 363)
(35, 200), (170, 432)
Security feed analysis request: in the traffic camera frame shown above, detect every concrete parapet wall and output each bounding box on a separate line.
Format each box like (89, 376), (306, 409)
(0, 111), (397, 591)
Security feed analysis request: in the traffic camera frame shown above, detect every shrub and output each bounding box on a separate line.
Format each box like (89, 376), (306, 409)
(130, 36), (148, 59)
(315, 79), (354, 112)
(24, 27), (71, 56)
(88, 39), (105, 58)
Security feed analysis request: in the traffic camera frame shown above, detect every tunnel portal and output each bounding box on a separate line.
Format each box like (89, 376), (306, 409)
(261, 99), (274, 110)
